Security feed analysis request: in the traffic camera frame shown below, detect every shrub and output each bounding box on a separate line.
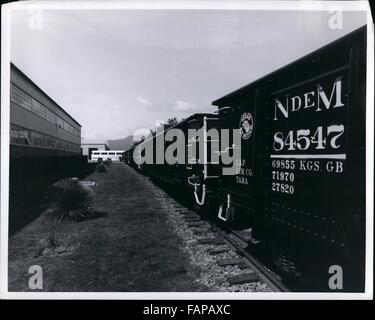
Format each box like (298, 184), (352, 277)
(43, 178), (95, 222)
(96, 163), (107, 172)
(103, 159), (111, 166)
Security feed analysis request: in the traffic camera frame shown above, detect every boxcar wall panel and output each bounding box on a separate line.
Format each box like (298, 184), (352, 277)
(124, 147), (136, 167)
(175, 119), (190, 188)
(185, 115), (205, 188)
(260, 28), (366, 290)
(210, 27), (366, 291)
(132, 113), (219, 205)
(214, 87), (260, 227)
(183, 113), (220, 199)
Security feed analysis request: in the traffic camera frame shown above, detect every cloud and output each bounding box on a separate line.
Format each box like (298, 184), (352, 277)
(136, 96), (152, 108)
(174, 100), (195, 112)
(10, 10), (366, 142)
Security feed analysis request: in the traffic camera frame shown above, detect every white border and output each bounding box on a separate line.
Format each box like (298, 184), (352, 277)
(365, 1), (374, 299)
(1, 0), (11, 300)
(0, 0), (372, 11)
(1, 1), (373, 300)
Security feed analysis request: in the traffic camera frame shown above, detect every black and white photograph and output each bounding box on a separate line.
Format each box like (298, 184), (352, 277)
(0, 0), (373, 301)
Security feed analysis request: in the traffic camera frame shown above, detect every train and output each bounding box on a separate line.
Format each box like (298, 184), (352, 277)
(124, 26), (367, 292)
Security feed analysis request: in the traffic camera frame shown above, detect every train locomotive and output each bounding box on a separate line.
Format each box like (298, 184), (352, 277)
(124, 26), (367, 291)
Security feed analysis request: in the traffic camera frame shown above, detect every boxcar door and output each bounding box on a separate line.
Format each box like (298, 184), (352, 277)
(215, 88), (260, 229)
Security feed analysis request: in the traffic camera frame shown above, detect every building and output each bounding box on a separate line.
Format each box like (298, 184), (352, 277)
(81, 139), (109, 161)
(9, 63), (91, 234)
(10, 62), (81, 158)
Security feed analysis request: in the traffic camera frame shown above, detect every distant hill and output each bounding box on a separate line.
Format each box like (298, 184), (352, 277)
(107, 135), (134, 151)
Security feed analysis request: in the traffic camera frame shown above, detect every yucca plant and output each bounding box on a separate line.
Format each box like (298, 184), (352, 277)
(43, 178), (95, 222)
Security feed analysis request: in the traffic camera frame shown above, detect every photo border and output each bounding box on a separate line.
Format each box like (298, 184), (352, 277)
(1, 0), (373, 300)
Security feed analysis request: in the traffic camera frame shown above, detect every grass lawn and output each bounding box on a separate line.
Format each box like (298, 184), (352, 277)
(8, 163), (207, 292)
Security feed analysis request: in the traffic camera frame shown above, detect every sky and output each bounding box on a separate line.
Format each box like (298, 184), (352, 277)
(10, 8), (367, 141)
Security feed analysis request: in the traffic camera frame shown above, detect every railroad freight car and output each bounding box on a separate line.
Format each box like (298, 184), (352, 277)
(124, 146), (135, 166)
(124, 26), (367, 291)
(131, 113), (220, 203)
(211, 26), (366, 291)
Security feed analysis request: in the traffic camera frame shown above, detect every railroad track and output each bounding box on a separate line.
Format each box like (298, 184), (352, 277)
(202, 218), (289, 292)
(180, 207), (288, 292)
(142, 175), (288, 292)
(223, 231), (289, 292)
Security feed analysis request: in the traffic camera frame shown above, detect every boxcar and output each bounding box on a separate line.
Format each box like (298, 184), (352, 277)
(124, 145), (136, 167)
(211, 26), (366, 291)
(133, 113), (219, 202)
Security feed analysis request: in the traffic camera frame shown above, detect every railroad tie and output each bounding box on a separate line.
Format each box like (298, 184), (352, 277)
(227, 272), (259, 285)
(186, 221), (206, 227)
(192, 228), (209, 235)
(184, 217), (201, 222)
(198, 237), (226, 245)
(227, 235), (248, 249)
(172, 206), (185, 211)
(217, 258), (250, 270)
(208, 246), (232, 255)
(179, 210), (196, 215)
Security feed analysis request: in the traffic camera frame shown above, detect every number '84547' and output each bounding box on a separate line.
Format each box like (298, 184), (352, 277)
(273, 125), (345, 152)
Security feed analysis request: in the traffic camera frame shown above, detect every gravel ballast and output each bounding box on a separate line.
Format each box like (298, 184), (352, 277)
(141, 176), (272, 292)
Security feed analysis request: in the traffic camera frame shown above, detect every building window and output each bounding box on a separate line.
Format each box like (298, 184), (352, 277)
(30, 131), (46, 147)
(56, 116), (64, 128)
(46, 136), (57, 149)
(46, 109), (56, 124)
(10, 125), (31, 145)
(10, 84), (32, 111)
(31, 99), (46, 119)
(10, 83), (81, 137)
(10, 124), (80, 153)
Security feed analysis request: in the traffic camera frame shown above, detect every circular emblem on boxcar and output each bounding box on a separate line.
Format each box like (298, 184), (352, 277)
(239, 113), (253, 140)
